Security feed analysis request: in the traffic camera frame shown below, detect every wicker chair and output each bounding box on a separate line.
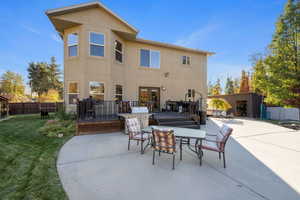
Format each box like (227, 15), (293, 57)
(126, 118), (151, 154)
(152, 128), (176, 170)
(198, 124), (233, 168)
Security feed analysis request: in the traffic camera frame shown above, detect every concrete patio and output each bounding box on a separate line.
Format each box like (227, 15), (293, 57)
(57, 118), (300, 200)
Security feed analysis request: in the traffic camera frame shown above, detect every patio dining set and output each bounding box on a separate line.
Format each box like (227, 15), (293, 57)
(126, 118), (233, 170)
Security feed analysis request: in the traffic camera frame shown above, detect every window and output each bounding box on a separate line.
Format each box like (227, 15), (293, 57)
(90, 32), (104, 57)
(68, 33), (78, 57)
(140, 49), (160, 68)
(182, 56), (191, 65)
(115, 40), (123, 63)
(115, 85), (123, 101)
(89, 81), (104, 100)
(68, 82), (79, 104)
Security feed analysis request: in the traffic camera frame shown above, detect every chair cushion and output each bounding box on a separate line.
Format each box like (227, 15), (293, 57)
(152, 129), (176, 153)
(217, 124), (232, 142)
(202, 140), (219, 151)
(126, 118), (141, 137)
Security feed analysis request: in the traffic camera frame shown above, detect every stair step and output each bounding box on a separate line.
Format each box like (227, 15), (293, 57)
(180, 124), (201, 129)
(156, 118), (191, 122)
(158, 121), (196, 126)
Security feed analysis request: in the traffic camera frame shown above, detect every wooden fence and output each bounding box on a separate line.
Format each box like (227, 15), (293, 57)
(9, 102), (63, 115)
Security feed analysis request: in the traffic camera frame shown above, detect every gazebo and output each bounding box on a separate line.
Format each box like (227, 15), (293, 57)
(0, 95), (9, 119)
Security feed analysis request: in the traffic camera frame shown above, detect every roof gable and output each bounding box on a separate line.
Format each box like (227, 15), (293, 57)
(46, 1), (138, 34)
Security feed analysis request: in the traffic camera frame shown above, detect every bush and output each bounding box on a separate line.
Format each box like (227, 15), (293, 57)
(55, 105), (76, 121)
(38, 119), (75, 138)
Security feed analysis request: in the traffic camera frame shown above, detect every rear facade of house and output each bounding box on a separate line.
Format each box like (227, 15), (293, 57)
(46, 1), (213, 112)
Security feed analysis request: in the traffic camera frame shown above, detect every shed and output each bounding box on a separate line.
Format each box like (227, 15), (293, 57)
(208, 93), (264, 118)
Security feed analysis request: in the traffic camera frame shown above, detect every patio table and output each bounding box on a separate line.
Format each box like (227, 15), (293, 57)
(142, 126), (206, 165)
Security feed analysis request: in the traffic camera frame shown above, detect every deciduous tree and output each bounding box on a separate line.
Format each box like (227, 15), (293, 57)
(39, 89), (61, 102)
(0, 71), (27, 102)
(27, 57), (62, 99)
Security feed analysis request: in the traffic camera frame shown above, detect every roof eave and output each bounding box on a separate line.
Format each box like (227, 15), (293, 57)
(134, 38), (215, 56)
(45, 1), (138, 34)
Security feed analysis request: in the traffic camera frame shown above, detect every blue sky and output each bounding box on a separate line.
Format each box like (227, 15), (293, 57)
(0, 0), (286, 92)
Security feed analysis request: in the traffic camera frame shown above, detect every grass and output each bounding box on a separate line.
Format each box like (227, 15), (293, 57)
(0, 114), (72, 200)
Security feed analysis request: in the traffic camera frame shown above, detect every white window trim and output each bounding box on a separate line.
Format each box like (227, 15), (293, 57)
(67, 81), (79, 105)
(115, 40), (123, 63)
(182, 55), (191, 65)
(89, 81), (105, 99)
(89, 32), (105, 57)
(115, 84), (123, 101)
(67, 33), (79, 57)
(139, 48), (161, 69)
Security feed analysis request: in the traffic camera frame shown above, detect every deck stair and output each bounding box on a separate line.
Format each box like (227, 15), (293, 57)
(153, 112), (200, 129)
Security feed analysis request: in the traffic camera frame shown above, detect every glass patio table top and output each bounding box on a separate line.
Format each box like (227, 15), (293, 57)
(142, 126), (206, 139)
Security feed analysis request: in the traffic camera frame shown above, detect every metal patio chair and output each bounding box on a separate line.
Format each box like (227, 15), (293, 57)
(152, 128), (177, 170)
(197, 124), (233, 168)
(126, 118), (151, 154)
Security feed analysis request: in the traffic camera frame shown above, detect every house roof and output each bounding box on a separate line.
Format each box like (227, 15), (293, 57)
(46, 1), (214, 56)
(45, 1), (139, 33)
(113, 30), (215, 55)
(134, 38), (215, 55)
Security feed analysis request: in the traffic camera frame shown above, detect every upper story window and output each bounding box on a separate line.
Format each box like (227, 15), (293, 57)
(89, 32), (104, 57)
(68, 33), (78, 57)
(182, 56), (191, 65)
(140, 49), (160, 69)
(115, 40), (123, 63)
(89, 81), (104, 101)
(68, 82), (79, 104)
(115, 85), (123, 101)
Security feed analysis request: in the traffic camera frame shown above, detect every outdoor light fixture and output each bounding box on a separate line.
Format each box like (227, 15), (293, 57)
(161, 86), (166, 91)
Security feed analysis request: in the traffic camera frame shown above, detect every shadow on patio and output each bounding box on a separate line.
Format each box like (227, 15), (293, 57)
(57, 118), (300, 200)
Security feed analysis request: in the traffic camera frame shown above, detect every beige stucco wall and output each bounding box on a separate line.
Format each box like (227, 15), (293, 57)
(54, 7), (208, 112)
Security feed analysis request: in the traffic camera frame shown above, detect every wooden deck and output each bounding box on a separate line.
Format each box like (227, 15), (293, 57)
(76, 118), (158, 136)
(76, 112), (195, 135)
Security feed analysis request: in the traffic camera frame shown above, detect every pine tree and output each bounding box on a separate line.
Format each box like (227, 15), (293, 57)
(28, 57), (63, 99)
(48, 57), (63, 97)
(211, 79), (222, 95)
(207, 81), (214, 96)
(239, 70), (250, 93)
(224, 77), (234, 94)
(252, 0), (300, 107)
(233, 78), (240, 93)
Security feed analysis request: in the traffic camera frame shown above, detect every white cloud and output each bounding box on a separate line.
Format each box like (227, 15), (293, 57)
(51, 33), (63, 43)
(21, 24), (41, 35)
(174, 23), (219, 48)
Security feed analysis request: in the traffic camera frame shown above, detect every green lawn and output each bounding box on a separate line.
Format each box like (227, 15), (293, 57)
(0, 114), (71, 200)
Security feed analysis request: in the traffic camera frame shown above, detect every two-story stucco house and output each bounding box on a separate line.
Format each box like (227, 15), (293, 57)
(46, 1), (213, 112)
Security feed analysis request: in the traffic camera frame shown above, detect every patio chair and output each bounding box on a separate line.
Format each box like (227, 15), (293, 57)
(152, 128), (176, 170)
(126, 118), (151, 154)
(197, 124), (233, 168)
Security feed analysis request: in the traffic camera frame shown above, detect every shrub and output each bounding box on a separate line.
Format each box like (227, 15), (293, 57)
(208, 98), (232, 111)
(55, 105), (76, 121)
(38, 119), (75, 138)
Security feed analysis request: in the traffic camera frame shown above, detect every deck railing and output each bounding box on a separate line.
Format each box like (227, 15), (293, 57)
(77, 98), (202, 121)
(77, 100), (155, 121)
